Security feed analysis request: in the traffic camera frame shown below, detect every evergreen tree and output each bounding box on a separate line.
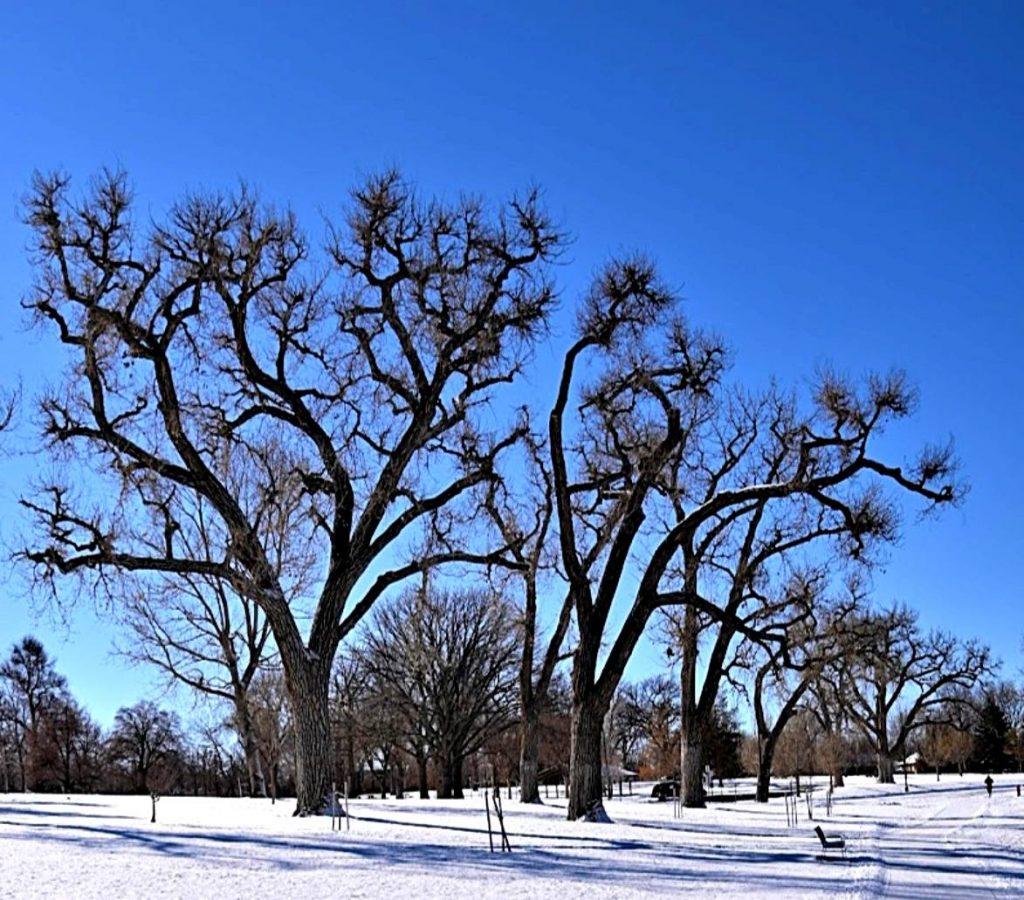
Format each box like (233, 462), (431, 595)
(972, 695), (1010, 772)
(705, 702), (743, 782)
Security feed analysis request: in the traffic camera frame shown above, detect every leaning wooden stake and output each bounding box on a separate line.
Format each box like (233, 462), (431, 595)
(485, 792), (494, 852)
(492, 786), (512, 852)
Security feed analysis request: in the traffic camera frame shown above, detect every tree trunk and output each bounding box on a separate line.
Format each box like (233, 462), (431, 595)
(287, 663), (332, 815)
(755, 734), (778, 803)
(679, 605), (705, 808)
(438, 753), (465, 799)
(833, 768), (845, 788)
(233, 693), (267, 799)
(755, 764), (771, 803)
(416, 754), (429, 799)
(877, 753), (895, 784)
(567, 696), (607, 821)
(680, 728), (705, 808)
(873, 683), (894, 784)
(519, 708), (542, 804)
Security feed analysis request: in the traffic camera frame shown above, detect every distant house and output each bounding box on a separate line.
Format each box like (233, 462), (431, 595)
(895, 752), (928, 774)
(602, 763), (638, 783)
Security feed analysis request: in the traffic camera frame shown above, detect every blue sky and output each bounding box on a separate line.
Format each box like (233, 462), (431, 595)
(1, 1), (1021, 726)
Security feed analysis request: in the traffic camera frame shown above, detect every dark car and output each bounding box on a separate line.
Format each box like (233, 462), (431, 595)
(651, 780), (680, 801)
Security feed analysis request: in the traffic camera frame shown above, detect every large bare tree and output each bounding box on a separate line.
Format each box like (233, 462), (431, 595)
(545, 259), (960, 819)
(740, 580), (863, 802)
(19, 170), (562, 813)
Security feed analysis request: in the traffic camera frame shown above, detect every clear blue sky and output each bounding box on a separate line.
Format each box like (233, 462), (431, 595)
(0, 1), (1021, 727)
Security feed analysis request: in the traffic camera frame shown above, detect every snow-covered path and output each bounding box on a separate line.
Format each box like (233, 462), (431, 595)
(1, 776), (1022, 898)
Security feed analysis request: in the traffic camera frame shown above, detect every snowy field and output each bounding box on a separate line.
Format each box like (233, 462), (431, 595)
(1, 775), (1022, 899)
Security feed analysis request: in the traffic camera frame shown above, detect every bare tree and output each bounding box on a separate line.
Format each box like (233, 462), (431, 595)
(545, 257), (959, 818)
(806, 671), (855, 789)
(361, 587), (519, 799)
(921, 712), (974, 780)
(0, 637), (66, 733)
(772, 709), (820, 794)
(613, 676), (679, 778)
(0, 637), (68, 790)
(330, 655), (372, 797)
(0, 689), (23, 791)
(0, 384), (17, 433)
(840, 605), (993, 782)
(249, 669), (293, 802)
(481, 433), (574, 803)
(19, 170), (562, 813)
(107, 700), (184, 793)
(120, 576), (272, 797)
(742, 583), (861, 802)
(117, 445), (316, 798)
(32, 694), (102, 792)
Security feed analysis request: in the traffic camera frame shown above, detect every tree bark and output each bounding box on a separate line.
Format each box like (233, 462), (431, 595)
(877, 753), (895, 784)
(755, 765), (771, 803)
(416, 754), (429, 799)
(873, 674), (895, 784)
(567, 696), (607, 821)
(519, 709), (542, 804)
(438, 752), (466, 799)
(755, 734), (778, 803)
(833, 768), (845, 788)
(680, 728), (706, 808)
(679, 606), (705, 808)
(287, 661), (332, 815)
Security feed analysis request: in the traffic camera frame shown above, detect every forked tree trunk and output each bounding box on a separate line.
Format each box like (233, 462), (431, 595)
(519, 709), (542, 804)
(439, 753), (465, 799)
(567, 696), (607, 821)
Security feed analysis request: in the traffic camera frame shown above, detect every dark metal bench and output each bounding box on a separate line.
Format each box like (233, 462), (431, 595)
(814, 825), (847, 859)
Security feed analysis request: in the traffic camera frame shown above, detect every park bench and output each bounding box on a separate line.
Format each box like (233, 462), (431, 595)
(814, 825), (847, 860)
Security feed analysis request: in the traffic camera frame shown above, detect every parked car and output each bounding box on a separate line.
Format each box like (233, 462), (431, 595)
(651, 780), (680, 801)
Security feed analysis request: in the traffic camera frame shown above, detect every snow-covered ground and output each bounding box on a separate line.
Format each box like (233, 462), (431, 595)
(1, 775), (1022, 898)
